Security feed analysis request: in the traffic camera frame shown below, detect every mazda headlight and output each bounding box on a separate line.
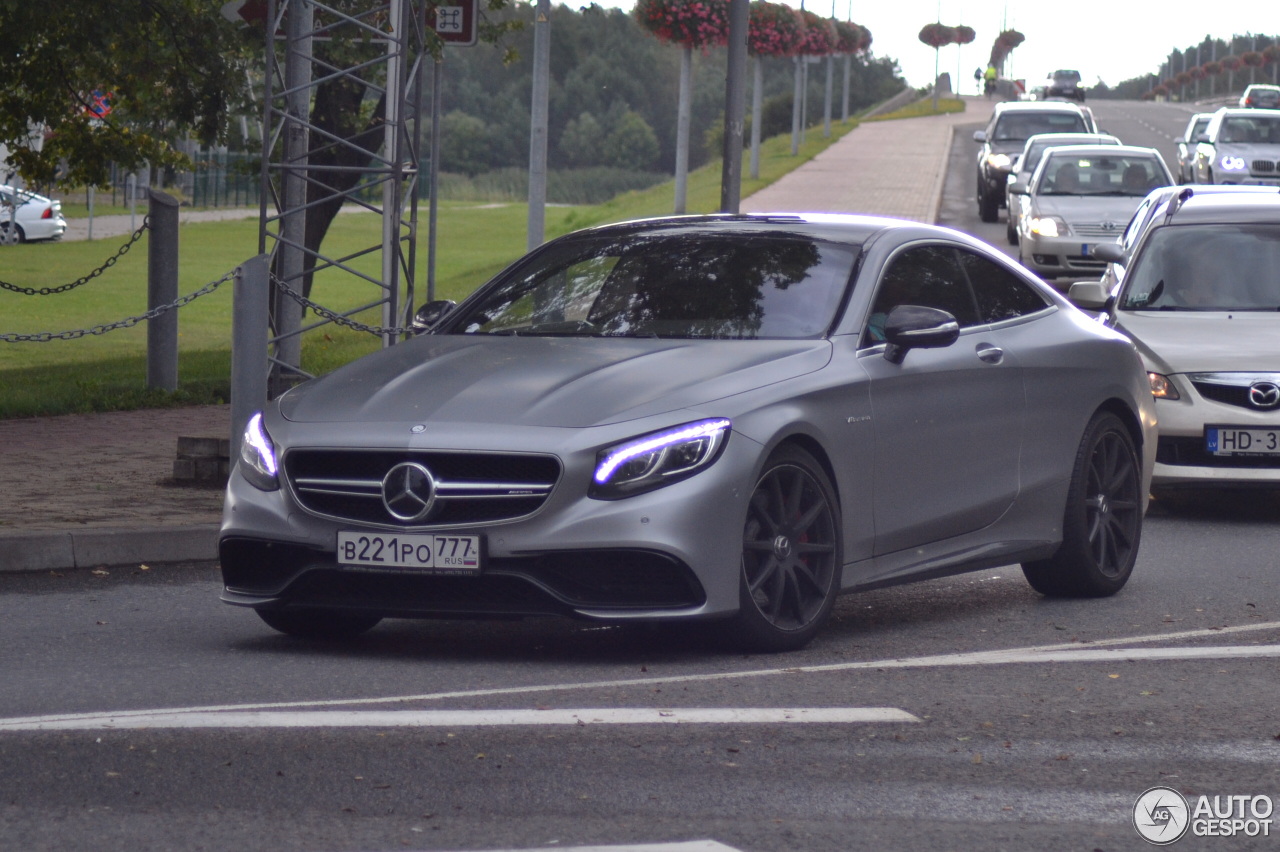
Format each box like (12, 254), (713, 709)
(239, 412), (280, 491)
(591, 418), (731, 499)
(1148, 373), (1180, 400)
(1030, 215), (1068, 238)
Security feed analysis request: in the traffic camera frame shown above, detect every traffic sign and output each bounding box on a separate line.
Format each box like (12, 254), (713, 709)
(428, 0), (478, 47)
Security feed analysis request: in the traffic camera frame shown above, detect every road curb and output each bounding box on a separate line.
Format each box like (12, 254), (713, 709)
(0, 524), (219, 574)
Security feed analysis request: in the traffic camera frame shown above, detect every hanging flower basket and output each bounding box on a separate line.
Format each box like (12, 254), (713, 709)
(832, 20), (863, 55)
(796, 9), (835, 56)
(857, 25), (872, 52)
(1242, 51), (1264, 68)
(634, 0), (730, 49)
(747, 1), (803, 58)
(1204, 60), (1223, 76)
(1188, 65), (1206, 80)
(918, 23), (954, 50)
(1263, 45), (1280, 65)
(1221, 54), (1243, 72)
(952, 25), (976, 46)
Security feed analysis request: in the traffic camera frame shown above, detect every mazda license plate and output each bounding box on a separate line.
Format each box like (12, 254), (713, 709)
(1206, 426), (1280, 456)
(337, 532), (482, 572)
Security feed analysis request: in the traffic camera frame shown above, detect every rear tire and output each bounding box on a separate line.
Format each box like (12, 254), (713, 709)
(1022, 411), (1142, 597)
(256, 608), (382, 639)
(978, 189), (999, 223)
(723, 445), (841, 652)
(1005, 218), (1018, 245)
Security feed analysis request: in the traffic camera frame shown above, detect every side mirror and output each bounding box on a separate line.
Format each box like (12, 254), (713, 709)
(973, 130), (988, 143)
(1091, 242), (1125, 264)
(1008, 179), (1029, 195)
(1067, 280), (1112, 310)
(1193, 133), (1210, 144)
(882, 305), (960, 364)
(411, 299), (456, 334)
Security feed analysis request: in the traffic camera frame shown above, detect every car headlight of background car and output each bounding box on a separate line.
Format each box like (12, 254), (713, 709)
(590, 418), (731, 499)
(1029, 215), (1069, 238)
(239, 412), (280, 491)
(986, 153), (1012, 170)
(1219, 155), (1248, 172)
(1148, 372), (1180, 400)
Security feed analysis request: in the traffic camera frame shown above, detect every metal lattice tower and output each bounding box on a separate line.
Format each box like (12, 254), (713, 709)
(258, 0), (427, 391)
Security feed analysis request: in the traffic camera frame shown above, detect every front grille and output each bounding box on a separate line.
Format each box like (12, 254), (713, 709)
(284, 449), (561, 528)
(1192, 381), (1254, 409)
(1073, 224), (1124, 239)
(1250, 159), (1277, 174)
(1189, 374), (1280, 412)
(1157, 437), (1280, 469)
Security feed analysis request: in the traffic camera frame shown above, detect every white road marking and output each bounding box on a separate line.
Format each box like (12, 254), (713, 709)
(2, 620), (1277, 732)
(0, 707), (919, 732)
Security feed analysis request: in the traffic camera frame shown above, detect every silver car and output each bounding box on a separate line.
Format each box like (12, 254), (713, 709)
(1192, 107), (1280, 186)
(1013, 145), (1174, 282)
(1174, 113), (1213, 184)
(221, 214), (1156, 651)
(1068, 192), (1280, 494)
(1004, 132), (1121, 245)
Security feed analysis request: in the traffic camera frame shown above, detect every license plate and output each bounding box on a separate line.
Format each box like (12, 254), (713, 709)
(1206, 426), (1280, 456)
(337, 531), (482, 572)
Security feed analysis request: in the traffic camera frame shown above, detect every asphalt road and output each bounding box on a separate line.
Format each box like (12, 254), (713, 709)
(4, 100), (1280, 852)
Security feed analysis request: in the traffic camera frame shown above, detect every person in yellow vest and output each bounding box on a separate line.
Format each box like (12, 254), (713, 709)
(983, 64), (997, 98)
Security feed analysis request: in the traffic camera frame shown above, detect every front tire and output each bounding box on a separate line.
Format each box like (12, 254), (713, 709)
(256, 608), (382, 639)
(1022, 411), (1142, 597)
(724, 445), (841, 652)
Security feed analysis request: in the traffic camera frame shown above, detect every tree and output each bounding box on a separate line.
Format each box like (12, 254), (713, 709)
(603, 110), (660, 170)
(0, 1), (252, 186)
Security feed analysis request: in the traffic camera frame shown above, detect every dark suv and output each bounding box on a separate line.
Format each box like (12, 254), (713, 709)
(973, 101), (1095, 223)
(1046, 69), (1085, 102)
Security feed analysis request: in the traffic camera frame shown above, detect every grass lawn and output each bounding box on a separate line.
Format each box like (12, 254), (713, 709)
(0, 98), (958, 419)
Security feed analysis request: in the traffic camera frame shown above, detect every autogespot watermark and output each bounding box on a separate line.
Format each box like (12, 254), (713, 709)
(1133, 786), (1275, 844)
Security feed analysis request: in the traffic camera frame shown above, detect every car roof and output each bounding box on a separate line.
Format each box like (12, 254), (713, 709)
(994, 101), (1085, 115)
(1160, 190), (1280, 225)
(1244, 84), (1280, 92)
(571, 212), (945, 249)
(1039, 143), (1163, 159)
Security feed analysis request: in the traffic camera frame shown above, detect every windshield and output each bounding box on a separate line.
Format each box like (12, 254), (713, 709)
(1218, 114), (1280, 144)
(992, 112), (1087, 142)
(447, 231), (858, 340)
(1036, 153), (1167, 197)
(1119, 224), (1280, 311)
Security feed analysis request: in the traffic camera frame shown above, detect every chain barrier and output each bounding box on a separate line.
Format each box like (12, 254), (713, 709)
(0, 268), (236, 343)
(0, 217), (151, 296)
(271, 273), (411, 338)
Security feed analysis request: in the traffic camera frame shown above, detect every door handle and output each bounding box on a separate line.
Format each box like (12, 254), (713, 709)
(975, 343), (1004, 364)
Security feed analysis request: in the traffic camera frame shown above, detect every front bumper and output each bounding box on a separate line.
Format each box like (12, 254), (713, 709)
(1020, 232), (1108, 280)
(1150, 384), (1280, 488)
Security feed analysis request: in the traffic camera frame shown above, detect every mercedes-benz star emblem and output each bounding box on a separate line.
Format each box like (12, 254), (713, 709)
(1249, 382), (1280, 409)
(381, 461), (438, 522)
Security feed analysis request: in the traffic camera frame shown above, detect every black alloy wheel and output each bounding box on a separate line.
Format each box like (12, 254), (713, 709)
(727, 445), (841, 652)
(1022, 411), (1142, 597)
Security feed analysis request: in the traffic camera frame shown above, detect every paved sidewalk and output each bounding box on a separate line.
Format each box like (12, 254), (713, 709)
(0, 96), (994, 573)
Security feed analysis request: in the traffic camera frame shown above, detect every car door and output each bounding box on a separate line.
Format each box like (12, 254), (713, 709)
(858, 243), (1026, 557)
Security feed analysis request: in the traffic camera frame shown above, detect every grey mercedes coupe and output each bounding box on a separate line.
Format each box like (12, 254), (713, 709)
(221, 213), (1156, 651)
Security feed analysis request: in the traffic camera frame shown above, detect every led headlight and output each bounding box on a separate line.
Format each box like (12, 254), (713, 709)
(986, 153), (1012, 170)
(1148, 372), (1180, 400)
(1220, 155), (1247, 172)
(239, 411), (280, 491)
(1029, 215), (1068, 238)
(591, 418), (731, 499)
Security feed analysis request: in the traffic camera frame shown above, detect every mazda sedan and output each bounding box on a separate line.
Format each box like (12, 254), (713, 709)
(221, 214), (1156, 651)
(1068, 193), (1280, 495)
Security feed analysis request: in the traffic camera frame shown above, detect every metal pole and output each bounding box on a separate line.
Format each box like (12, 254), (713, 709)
(823, 54), (833, 136)
(719, 0), (748, 213)
(146, 190), (180, 391)
(842, 53), (850, 121)
(428, 57), (442, 302)
(749, 56), (763, 179)
(380, 0), (406, 346)
(231, 254), (272, 464)
(674, 45), (692, 214)
(791, 56), (802, 155)
(527, 0), (551, 251)
(276, 0), (312, 387)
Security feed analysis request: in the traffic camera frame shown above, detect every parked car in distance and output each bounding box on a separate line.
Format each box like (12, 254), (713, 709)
(0, 185), (66, 243)
(1046, 69), (1086, 102)
(221, 213), (1156, 651)
(1067, 192), (1280, 496)
(1091, 185), (1280, 295)
(1011, 145), (1174, 282)
(1005, 132), (1121, 245)
(1240, 84), (1280, 109)
(974, 101), (1097, 223)
(1191, 107), (1280, 186)
(1175, 113), (1214, 184)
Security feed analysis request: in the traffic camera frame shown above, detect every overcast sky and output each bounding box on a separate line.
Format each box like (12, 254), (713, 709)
(590, 0), (1271, 91)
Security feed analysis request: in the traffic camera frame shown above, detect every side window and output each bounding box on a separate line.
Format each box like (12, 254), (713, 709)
(864, 245), (980, 345)
(956, 248), (1050, 322)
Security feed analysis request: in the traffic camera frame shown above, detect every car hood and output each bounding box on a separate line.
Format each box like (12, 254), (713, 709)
(1114, 312), (1280, 374)
(1032, 193), (1144, 225)
(279, 334), (832, 428)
